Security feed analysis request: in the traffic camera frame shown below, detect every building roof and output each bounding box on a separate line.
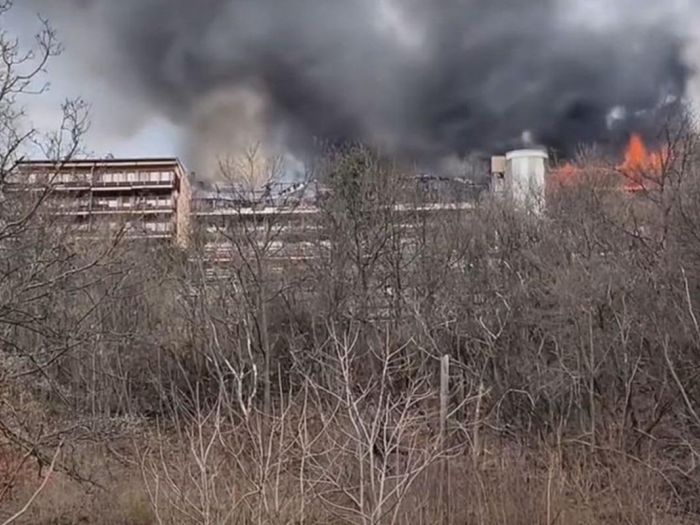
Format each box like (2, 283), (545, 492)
(18, 157), (183, 165)
(17, 158), (189, 174)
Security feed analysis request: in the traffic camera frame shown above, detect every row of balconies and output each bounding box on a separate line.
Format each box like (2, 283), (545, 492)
(51, 196), (175, 214)
(70, 221), (173, 235)
(23, 170), (176, 189)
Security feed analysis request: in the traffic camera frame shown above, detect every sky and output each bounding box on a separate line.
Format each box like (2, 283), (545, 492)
(7, 0), (700, 178)
(7, 4), (183, 159)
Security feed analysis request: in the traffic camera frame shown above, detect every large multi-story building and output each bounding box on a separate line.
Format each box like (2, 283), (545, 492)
(190, 177), (481, 281)
(9, 158), (487, 266)
(12, 158), (191, 246)
(190, 181), (320, 275)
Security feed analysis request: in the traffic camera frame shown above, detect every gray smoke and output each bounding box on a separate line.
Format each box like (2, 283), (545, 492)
(15, 0), (700, 174)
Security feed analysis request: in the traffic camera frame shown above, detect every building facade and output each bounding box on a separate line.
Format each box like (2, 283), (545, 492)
(10, 159), (484, 265)
(189, 178), (479, 282)
(13, 158), (191, 246)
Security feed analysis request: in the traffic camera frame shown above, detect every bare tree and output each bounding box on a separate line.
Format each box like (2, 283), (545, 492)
(0, 2), (115, 518)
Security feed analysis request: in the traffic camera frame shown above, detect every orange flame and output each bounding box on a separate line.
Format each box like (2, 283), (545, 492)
(549, 162), (579, 188)
(619, 133), (666, 191)
(550, 134), (666, 192)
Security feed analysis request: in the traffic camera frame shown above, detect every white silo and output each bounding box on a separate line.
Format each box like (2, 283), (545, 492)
(505, 149), (548, 212)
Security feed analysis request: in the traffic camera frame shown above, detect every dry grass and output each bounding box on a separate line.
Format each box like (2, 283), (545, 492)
(397, 444), (691, 525)
(2, 460), (152, 525)
(2, 435), (695, 525)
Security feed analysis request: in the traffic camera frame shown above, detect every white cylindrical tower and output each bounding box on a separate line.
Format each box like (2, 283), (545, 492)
(505, 149), (548, 212)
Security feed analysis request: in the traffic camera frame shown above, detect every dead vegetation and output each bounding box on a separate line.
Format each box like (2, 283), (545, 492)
(4, 132), (700, 523)
(3, 3), (700, 524)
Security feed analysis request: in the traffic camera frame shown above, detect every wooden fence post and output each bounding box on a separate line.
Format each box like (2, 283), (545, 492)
(440, 354), (450, 524)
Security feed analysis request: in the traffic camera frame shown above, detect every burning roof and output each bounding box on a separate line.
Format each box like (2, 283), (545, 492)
(550, 134), (667, 192)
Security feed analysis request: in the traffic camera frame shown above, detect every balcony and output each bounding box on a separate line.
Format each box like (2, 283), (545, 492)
(49, 198), (175, 216)
(53, 180), (92, 190)
(90, 202), (175, 214)
(92, 171), (175, 189)
(91, 179), (174, 190)
(53, 204), (93, 215)
(67, 221), (174, 240)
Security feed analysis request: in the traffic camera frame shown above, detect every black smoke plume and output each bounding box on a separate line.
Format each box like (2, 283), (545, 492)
(16, 0), (698, 174)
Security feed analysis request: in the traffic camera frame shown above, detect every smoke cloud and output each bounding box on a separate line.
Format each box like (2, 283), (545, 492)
(14, 0), (700, 175)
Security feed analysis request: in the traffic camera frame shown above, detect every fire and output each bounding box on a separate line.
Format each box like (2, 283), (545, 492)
(619, 133), (666, 191)
(550, 134), (666, 192)
(621, 134), (649, 171)
(549, 161), (579, 188)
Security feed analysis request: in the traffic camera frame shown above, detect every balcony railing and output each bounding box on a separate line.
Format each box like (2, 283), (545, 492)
(50, 201), (174, 214)
(90, 202), (174, 213)
(53, 180), (92, 188)
(64, 221), (174, 237)
(92, 179), (174, 188)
